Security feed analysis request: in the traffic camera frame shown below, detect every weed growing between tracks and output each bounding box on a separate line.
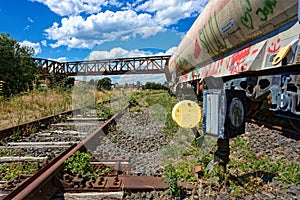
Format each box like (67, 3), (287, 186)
(164, 164), (182, 196)
(64, 151), (113, 179)
(169, 135), (300, 197)
(96, 103), (114, 119)
(0, 149), (19, 156)
(64, 151), (93, 179)
(226, 137), (300, 195)
(0, 162), (39, 181)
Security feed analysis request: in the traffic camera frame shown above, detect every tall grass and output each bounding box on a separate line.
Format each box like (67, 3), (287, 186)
(0, 85), (116, 129)
(0, 88), (72, 129)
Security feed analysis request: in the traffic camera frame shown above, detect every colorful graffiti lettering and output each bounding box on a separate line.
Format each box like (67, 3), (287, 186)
(268, 38), (281, 53)
(201, 59), (223, 77)
(256, 0), (277, 22)
(230, 63), (248, 74)
(241, 0), (254, 29)
(200, 45), (260, 77)
(241, 0), (278, 29)
(196, 11), (227, 56)
(226, 46), (255, 74)
(176, 57), (193, 73)
(174, 57), (180, 72)
(231, 46), (251, 66)
(191, 70), (195, 81)
(251, 49), (259, 55)
(180, 73), (189, 82)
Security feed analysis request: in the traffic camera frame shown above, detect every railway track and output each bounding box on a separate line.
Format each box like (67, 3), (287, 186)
(0, 114), (104, 160)
(0, 100), (124, 198)
(0, 101), (113, 197)
(0, 91), (198, 199)
(0, 91), (299, 199)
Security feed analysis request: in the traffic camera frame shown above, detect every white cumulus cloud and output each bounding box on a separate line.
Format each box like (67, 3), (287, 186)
(33, 0), (208, 50)
(165, 46), (177, 55)
(41, 40), (47, 47)
(48, 57), (68, 62)
(30, 0), (122, 16)
(136, 0), (208, 26)
(88, 47), (129, 60)
(87, 46), (175, 60)
(19, 40), (41, 55)
(45, 10), (163, 49)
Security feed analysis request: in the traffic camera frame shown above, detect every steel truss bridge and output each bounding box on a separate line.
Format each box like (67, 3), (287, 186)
(33, 56), (171, 77)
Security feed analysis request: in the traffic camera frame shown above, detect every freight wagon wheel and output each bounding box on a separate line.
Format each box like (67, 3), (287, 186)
(288, 119), (300, 133)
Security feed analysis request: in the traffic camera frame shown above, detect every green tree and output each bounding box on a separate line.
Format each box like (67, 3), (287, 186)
(0, 33), (38, 97)
(97, 77), (112, 90)
(142, 82), (167, 90)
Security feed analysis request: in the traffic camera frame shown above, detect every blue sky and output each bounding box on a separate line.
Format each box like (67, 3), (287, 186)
(0, 0), (208, 83)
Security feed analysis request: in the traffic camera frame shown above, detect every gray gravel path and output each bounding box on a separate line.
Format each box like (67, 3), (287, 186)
(93, 108), (169, 176)
(103, 107), (300, 199)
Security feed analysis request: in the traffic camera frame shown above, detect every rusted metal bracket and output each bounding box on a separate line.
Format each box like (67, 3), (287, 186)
(59, 175), (195, 191)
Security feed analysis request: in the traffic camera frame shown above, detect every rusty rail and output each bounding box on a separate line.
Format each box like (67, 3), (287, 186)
(248, 118), (300, 139)
(4, 104), (128, 200)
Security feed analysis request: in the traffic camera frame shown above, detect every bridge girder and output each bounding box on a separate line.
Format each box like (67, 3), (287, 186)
(33, 56), (171, 77)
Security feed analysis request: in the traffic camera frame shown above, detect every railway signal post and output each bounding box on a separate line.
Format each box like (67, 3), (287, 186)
(201, 76), (246, 172)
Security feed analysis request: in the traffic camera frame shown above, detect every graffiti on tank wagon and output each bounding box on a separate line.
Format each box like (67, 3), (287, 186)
(177, 11), (228, 73)
(201, 57), (225, 77)
(175, 57), (193, 73)
(268, 38), (281, 53)
(256, 0), (277, 22)
(241, 0), (277, 29)
(195, 11), (227, 58)
(241, 0), (254, 29)
(200, 45), (259, 78)
(227, 46), (252, 74)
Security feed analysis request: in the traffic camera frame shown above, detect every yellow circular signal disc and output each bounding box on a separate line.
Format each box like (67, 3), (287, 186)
(172, 100), (202, 128)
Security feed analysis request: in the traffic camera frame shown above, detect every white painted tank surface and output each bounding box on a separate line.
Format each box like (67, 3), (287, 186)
(168, 0), (298, 76)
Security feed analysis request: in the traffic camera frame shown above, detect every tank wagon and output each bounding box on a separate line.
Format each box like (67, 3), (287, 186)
(168, 0), (300, 170)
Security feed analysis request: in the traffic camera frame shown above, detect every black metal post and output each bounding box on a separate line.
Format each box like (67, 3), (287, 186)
(214, 138), (230, 173)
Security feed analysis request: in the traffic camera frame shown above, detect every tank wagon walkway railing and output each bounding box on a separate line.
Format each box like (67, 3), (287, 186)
(33, 55), (171, 77)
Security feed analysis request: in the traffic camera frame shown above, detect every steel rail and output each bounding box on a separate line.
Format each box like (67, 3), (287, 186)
(248, 118), (300, 140)
(4, 104), (129, 200)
